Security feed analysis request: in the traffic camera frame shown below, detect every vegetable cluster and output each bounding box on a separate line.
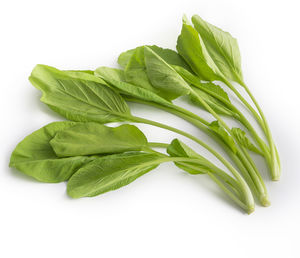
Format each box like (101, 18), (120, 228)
(10, 15), (280, 214)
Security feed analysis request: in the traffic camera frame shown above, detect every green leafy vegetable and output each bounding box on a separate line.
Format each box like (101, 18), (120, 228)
(67, 152), (163, 198)
(9, 122), (94, 182)
(95, 66), (172, 106)
(177, 21), (221, 81)
(118, 45), (191, 71)
(144, 46), (191, 100)
(50, 123), (148, 157)
(123, 46), (156, 92)
(10, 13), (281, 213)
(191, 15), (244, 85)
(29, 64), (131, 123)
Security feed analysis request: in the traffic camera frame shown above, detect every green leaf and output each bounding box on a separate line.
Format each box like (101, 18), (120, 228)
(208, 121), (237, 153)
(118, 45), (191, 71)
(67, 152), (163, 198)
(94, 66), (172, 106)
(144, 46), (190, 100)
(123, 47), (161, 95)
(50, 123), (148, 157)
(9, 122), (94, 183)
(191, 15), (244, 85)
(167, 138), (213, 174)
(177, 22), (221, 81)
(123, 46), (187, 100)
(231, 128), (263, 155)
(190, 86), (234, 116)
(148, 45), (192, 71)
(118, 49), (136, 68)
(29, 65), (131, 123)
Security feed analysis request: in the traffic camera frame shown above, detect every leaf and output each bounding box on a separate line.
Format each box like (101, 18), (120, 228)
(208, 121), (237, 153)
(167, 139), (213, 174)
(9, 122), (94, 183)
(231, 128), (263, 155)
(118, 45), (191, 71)
(177, 21), (222, 81)
(190, 86), (234, 116)
(148, 45), (192, 71)
(144, 46), (191, 100)
(67, 152), (163, 198)
(123, 46), (160, 94)
(50, 123), (148, 157)
(122, 46), (186, 100)
(29, 64), (131, 123)
(118, 49), (136, 68)
(94, 66), (172, 106)
(191, 15), (244, 85)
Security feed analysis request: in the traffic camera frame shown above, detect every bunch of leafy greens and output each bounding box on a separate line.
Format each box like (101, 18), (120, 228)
(10, 14), (280, 214)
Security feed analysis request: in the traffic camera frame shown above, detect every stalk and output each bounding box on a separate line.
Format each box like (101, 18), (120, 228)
(129, 115), (255, 213)
(153, 155), (249, 212)
(126, 97), (269, 205)
(189, 89), (269, 204)
(146, 145), (243, 200)
(224, 79), (280, 180)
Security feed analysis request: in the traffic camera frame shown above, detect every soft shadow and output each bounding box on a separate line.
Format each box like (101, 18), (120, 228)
(177, 172), (248, 215)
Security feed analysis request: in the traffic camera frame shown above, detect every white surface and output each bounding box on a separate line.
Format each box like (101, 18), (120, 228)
(1, 0), (299, 257)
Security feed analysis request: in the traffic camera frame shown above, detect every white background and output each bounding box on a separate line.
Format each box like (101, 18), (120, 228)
(1, 0), (299, 257)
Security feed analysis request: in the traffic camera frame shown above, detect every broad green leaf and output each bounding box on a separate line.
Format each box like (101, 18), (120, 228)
(67, 152), (163, 198)
(29, 65), (131, 123)
(191, 15), (244, 85)
(167, 139), (212, 174)
(118, 45), (191, 71)
(177, 22), (222, 81)
(231, 128), (263, 155)
(9, 122), (94, 183)
(95, 66), (172, 106)
(50, 123), (148, 157)
(190, 86), (234, 116)
(118, 49), (136, 68)
(123, 47), (162, 96)
(148, 45), (192, 71)
(208, 121), (237, 153)
(144, 46), (190, 100)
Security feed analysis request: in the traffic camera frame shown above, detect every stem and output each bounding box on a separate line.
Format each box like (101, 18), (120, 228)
(189, 89), (269, 200)
(148, 149), (243, 199)
(242, 84), (280, 180)
(126, 97), (269, 206)
(148, 142), (169, 148)
(160, 156), (249, 212)
(224, 79), (279, 180)
(129, 115), (254, 213)
(167, 107), (269, 205)
(207, 172), (248, 211)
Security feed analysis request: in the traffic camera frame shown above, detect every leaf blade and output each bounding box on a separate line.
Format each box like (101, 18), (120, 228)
(67, 152), (163, 198)
(9, 122), (94, 183)
(29, 64), (131, 123)
(50, 123), (148, 157)
(191, 15), (244, 84)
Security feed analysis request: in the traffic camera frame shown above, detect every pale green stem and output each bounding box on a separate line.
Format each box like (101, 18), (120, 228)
(129, 115), (255, 213)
